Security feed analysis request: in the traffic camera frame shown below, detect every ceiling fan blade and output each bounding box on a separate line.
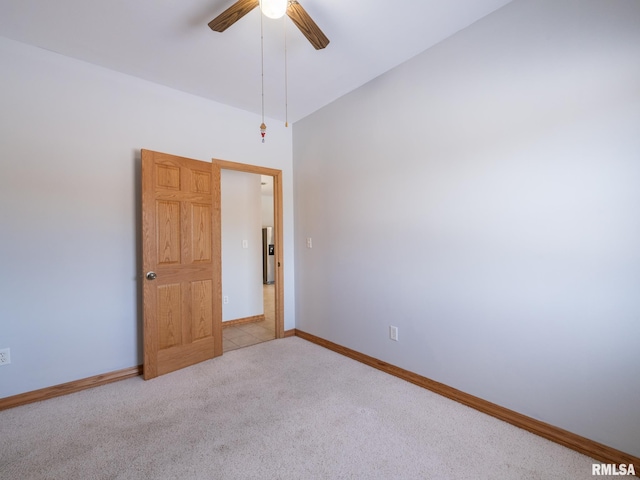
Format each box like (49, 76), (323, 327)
(208, 0), (259, 32)
(286, 1), (330, 50)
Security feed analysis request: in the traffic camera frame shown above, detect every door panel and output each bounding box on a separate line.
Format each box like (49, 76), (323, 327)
(192, 279), (213, 340)
(192, 204), (212, 262)
(157, 283), (182, 349)
(157, 201), (180, 264)
(142, 149), (222, 380)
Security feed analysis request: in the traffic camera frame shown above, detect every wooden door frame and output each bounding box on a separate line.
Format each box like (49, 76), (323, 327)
(212, 159), (285, 339)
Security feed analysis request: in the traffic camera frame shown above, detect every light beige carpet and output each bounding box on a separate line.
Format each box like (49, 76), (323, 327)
(0, 337), (611, 479)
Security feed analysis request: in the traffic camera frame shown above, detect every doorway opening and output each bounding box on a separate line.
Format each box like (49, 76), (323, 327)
(212, 159), (284, 352)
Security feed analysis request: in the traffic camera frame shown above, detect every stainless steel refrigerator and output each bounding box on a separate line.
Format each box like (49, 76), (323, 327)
(262, 227), (275, 284)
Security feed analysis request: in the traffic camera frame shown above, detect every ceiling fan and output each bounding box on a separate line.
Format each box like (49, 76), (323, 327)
(208, 0), (330, 50)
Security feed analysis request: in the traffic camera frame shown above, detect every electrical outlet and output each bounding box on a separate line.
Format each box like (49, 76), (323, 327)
(0, 348), (10, 366)
(389, 326), (399, 342)
(223, 296), (229, 304)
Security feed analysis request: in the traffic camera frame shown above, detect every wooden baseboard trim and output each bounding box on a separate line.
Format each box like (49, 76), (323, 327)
(295, 330), (639, 473)
(283, 328), (296, 338)
(0, 365), (143, 411)
(222, 314), (265, 328)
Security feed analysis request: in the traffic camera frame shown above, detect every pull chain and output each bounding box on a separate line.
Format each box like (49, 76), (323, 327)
(284, 14), (289, 128)
(260, 6), (267, 142)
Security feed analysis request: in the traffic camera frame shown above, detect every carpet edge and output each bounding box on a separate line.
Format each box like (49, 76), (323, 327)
(294, 329), (640, 476)
(0, 366), (143, 411)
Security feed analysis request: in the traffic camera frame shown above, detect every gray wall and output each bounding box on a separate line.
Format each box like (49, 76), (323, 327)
(0, 36), (295, 398)
(293, 0), (640, 457)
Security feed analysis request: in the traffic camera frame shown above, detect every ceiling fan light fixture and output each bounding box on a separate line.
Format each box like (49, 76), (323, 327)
(260, 0), (288, 19)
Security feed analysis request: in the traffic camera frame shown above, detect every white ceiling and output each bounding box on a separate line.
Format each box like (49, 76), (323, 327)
(0, 0), (513, 123)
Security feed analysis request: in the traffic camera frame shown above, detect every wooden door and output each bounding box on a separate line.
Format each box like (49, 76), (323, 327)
(142, 149), (222, 380)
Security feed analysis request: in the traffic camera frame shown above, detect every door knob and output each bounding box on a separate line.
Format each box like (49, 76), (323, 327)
(146, 271), (157, 280)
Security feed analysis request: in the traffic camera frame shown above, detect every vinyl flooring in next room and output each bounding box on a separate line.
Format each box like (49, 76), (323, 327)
(222, 283), (275, 353)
